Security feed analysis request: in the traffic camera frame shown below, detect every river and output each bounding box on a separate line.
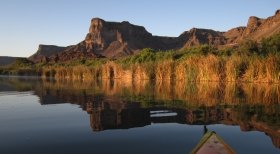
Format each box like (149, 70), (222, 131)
(0, 77), (279, 154)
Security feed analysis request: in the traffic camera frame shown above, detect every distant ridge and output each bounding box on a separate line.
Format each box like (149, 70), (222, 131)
(0, 56), (19, 66)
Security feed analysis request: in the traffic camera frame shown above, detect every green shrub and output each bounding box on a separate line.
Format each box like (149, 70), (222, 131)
(261, 33), (280, 55)
(239, 40), (259, 55)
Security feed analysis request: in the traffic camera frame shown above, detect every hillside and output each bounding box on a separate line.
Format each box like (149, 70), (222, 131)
(28, 10), (280, 62)
(0, 56), (19, 66)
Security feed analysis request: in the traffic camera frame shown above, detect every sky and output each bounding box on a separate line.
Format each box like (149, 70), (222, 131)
(0, 0), (279, 57)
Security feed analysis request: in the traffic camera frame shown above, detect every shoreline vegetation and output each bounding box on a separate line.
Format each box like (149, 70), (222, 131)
(1, 33), (280, 83)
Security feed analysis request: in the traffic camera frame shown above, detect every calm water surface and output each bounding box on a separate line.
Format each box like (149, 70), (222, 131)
(0, 77), (280, 154)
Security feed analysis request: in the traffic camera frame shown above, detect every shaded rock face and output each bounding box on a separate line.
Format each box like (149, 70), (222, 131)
(29, 10), (280, 61)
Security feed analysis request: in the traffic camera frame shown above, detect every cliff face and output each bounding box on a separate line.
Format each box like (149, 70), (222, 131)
(30, 20), (227, 61)
(66, 18), (229, 57)
(29, 10), (280, 62)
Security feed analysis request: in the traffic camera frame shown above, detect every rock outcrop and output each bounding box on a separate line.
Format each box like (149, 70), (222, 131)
(29, 45), (67, 63)
(29, 10), (280, 62)
(178, 28), (226, 48)
(224, 9), (280, 42)
(223, 27), (246, 44)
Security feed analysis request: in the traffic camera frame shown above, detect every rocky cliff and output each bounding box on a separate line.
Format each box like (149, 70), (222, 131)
(29, 10), (280, 62)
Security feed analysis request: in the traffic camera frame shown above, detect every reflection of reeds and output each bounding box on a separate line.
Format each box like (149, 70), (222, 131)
(181, 82), (225, 106)
(241, 83), (280, 104)
(38, 78), (280, 105)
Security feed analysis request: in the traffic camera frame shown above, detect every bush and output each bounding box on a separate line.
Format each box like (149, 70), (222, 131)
(239, 40), (259, 55)
(217, 48), (234, 57)
(261, 33), (280, 55)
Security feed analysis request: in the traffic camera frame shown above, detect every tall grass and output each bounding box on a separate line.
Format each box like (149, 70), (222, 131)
(2, 52), (280, 83)
(243, 55), (280, 83)
(2, 53), (279, 83)
(225, 55), (248, 81)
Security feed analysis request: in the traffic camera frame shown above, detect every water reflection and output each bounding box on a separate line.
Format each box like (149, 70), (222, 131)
(0, 77), (280, 149)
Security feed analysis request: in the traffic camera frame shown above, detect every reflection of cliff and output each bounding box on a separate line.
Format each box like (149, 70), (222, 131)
(84, 100), (149, 131)
(85, 102), (280, 148)
(89, 107), (150, 131)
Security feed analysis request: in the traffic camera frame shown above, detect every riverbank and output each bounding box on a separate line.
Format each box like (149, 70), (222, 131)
(2, 53), (280, 83)
(1, 34), (280, 83)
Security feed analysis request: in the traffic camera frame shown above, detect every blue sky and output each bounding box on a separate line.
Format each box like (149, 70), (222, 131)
(0, 0), (279, 57)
